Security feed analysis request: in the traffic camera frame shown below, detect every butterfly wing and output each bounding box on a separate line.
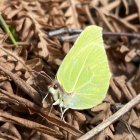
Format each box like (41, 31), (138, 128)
(56, 25), (111, 109)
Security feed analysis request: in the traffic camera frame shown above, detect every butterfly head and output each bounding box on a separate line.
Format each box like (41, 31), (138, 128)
(48, 81), (73, 109)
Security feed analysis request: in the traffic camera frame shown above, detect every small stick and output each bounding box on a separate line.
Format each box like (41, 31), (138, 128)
(48, 28), (82, 37)
(103, 31), (140, 38)
(48, 28), (69, 37)
(60, 34), (79, 42)
(60, 32), (140, 42)
(48, 28), (140, 41)
(77, 93), (140, 140)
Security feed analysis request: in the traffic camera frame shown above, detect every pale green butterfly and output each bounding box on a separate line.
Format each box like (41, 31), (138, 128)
(48, 25), (111, 114)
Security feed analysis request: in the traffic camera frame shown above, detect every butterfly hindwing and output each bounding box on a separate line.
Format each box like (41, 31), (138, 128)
(56, 25), (111, 109)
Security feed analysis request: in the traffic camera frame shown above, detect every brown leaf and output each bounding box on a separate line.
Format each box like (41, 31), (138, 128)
(41, 133), (59, 140)
(125, 49), (137, 62)
(20, 17), (33, 41)
(89, 111), (107, 125)
(114, 76), (133, 101)
(1, 81), (14, 94)
(61, 0), (81, 28)
(110, 78), (123, 102)
(62, 42), (70, 54)
(128, 109), (139, 124)
(91, 102), (110, 113)
(73, 111), (86, 122)
(134, 0), (140, 20)
(131, 118), (140, 128)
(0, 122), (21, 139)
(120, 45), (129, 53)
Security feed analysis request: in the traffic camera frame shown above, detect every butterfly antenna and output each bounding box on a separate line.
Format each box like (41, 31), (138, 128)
(40, 71), (53, 82)
(29, 70), (53, 82)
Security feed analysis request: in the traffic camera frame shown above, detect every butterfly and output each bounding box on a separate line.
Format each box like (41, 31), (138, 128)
(47, 25), (111, 116)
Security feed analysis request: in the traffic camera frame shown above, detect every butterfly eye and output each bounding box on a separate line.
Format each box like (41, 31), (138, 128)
(53, 84), (58, 89)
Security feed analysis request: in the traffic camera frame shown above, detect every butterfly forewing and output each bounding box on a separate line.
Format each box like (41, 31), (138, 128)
(56, 25), (111, 109)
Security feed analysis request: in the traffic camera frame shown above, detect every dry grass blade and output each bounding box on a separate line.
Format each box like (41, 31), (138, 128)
(83, 4), (95, 25)
(94, 7), (115, 32)
(99, 0), (121, 12)
(0, 89), (82, 138)
(106, 13), (138, 32)
(0, 110), (62, 138)
(0, 63), (42, 104)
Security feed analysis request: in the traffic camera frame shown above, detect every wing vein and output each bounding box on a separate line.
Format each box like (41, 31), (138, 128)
(71, 47), (93, 92)
(68, 45), (89, 83)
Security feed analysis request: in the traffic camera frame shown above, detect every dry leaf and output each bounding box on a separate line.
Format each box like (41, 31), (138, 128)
(61, 0), (81, 28)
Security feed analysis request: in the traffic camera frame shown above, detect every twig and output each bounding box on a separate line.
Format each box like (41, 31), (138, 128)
(48, 28), (140, 41)
(103, 31), (140, 38)
(77, 93), (140, 140)
(48, 28), (82, 37)
(60, 32), (140, 42)
(0, 15), (18, 47)
(60, 34), (79, 41)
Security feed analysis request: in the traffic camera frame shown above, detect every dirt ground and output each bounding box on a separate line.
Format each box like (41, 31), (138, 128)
(0, 0), (140, 140)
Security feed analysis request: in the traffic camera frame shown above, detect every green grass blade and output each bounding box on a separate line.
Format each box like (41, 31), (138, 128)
(0, 15), (18, 47)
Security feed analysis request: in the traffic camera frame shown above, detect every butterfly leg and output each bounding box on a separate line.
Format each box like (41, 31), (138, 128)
(53, 99), (60, 106)
(60, 107), (69, 122)
(42, 92), (49, 103)
(48, 99), (60, 115)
